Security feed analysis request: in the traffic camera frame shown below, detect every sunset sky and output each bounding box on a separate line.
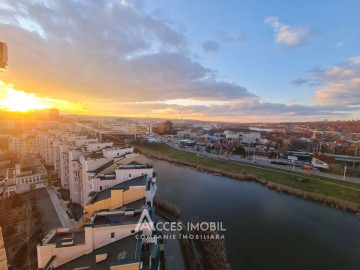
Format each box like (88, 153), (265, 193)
(0, 0), (360, 122)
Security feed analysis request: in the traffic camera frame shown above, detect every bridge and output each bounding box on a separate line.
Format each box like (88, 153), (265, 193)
(332, 155), (360, 168)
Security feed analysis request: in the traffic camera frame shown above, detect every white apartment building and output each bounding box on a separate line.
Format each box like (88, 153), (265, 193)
(82, 156), (155, 208)
(74, 138), (99, 147)
(68, 146), (134, 206)
(59, 144), (71, 188)
(86, 142), (113, 152)
(5, 163), (47, 196)
(224, 130), (261, 143)
(37, 208), (159, 270)
(9, 134), (38, 156)
(111, 124), (148, 135)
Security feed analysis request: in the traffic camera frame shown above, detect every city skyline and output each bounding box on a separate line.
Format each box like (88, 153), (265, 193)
(0, 0), (360, 122)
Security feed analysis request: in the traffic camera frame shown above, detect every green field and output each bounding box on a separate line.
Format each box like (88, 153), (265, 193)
(133, 141), (360, 209)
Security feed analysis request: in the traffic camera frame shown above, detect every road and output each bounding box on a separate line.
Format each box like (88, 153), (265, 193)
(46, 186), (75, 229)
(157, 216), (185, 270)
(165, 142), (360, 189)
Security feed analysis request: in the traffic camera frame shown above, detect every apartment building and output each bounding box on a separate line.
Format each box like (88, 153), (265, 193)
(68, 146), (134, 205)
(224, 130), (261, 143)
(9, 133), (38, 156)
(37, 208), (160, 270)
(112, 124), (148, 135)
(84, 172), (157, 219)
(35, 128), (161, 270)
(5, 163), (47, 196)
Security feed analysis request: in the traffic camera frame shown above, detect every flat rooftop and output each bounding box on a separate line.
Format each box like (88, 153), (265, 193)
(7, 164), (47, 179)
(93, 212), (141, 227)
(121, 198), (145, 209)
(91, 175), (147, 204)
(47, 231), (85, 247)
(89, 155), (147, 175)
(84, 150), (104, 159)
(55, 235), (140, 270)
(116, 161), (153, 170)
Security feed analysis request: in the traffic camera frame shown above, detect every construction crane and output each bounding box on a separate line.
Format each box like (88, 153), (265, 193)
(0, 42), (8, 69)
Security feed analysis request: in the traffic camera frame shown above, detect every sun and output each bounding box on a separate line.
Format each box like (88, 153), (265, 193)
(0, 86), (47, 112)
(0, 80), (84, 112)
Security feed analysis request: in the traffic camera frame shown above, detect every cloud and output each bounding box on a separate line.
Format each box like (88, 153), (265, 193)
(0, 0), (257, 105)
(294, 57), (360, 106)
(201, 41), (219, 53)
(292, 78), (309, 86)
(264, 16), (318, 48)
(216, 30), (247, 44)
(100, 96), (356, 122)
(0, 0), (357, 121)
(336, 41), (345, 47)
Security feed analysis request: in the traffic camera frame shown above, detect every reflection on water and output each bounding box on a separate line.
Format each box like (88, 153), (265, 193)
(151, 158), (360, 270)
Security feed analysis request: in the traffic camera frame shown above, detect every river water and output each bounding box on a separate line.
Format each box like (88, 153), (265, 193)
(151, 158), (360, 270)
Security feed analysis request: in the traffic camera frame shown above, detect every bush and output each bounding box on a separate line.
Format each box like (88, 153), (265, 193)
(192, 226), (231, 270)
(233, 146), (246, 155)
(154, 200), (181, 219)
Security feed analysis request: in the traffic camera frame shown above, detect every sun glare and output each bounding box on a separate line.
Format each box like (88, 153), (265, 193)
(0, 80), (84, 112)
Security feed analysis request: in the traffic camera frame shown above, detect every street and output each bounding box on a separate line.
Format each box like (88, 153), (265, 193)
(166, 141), (360, 185)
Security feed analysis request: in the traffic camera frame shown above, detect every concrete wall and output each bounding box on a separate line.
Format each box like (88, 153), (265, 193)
(110, 262), (140, 270)
(103, 148), (134, 159)
(37, 227), (93, 269)
(87, 142), (113, 152)
(84, 187), (146, 219)
(37, 222), (150, 269)
(91, 168), (152, 192)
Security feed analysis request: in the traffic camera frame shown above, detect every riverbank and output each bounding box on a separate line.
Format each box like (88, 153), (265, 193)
(133, 141), (360, 215)
(155, 202), (230, 270)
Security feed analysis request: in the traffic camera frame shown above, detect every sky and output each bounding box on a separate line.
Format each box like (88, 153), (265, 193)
(0, 0), (360, 122)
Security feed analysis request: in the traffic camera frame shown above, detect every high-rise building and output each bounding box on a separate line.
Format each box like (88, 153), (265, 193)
(155, 120), (174, 134)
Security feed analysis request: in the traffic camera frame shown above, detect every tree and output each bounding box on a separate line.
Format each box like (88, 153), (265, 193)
(233, 146), (246, 155)
(268, 151), (277, 159)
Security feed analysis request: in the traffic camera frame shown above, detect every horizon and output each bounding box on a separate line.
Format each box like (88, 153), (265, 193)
(2, 107), (359, 125)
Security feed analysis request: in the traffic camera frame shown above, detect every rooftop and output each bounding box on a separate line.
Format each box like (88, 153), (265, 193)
(47, 231), (85, 247)
(55, 235), (140, 270)
(90, 175), (147, 204)
(7, 164), (47, 179)
(116, 161), (153, 169)
(89, 156), (151, 175)
(84, 150), (104, 159)
(93, 212), (141, 227)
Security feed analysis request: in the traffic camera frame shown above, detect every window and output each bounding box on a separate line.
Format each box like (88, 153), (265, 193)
(100, 186), (102, 191)
(129, 174), (131, 177)
(131, 230), (135, 234)
(111, 232), (115, 238)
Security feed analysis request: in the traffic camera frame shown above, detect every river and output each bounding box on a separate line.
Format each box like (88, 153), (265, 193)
(151, 158), (360, 270)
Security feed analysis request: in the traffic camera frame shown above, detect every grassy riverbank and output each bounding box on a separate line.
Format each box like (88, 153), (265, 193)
(133, 141), (360, 214)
